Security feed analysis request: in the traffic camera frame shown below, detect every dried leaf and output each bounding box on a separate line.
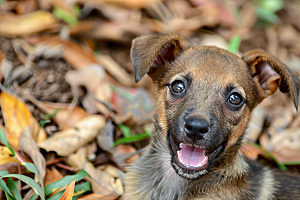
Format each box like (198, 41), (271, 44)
(18, 88), (89, 130)
(241, 143), (268, 160)
(38, 115), (105, 156)
(0, 11), (57, 36)
(44, 167), (63, 186)
(16, 0), (37, 14)
(0, 162), (21, 175)
(65, 64), (112, 114)
(271, 128), (300, 153)
(97, 119), (115, 152)
(67, 147), (87, 169)
(246, 108), (267, 142)
(96, 55), (133, 87)
(100, 165), (125, 182)
(19, 126), (46, 179)
(65, 64), (109, 97)
(59, 180), (76, 200)
(111, 144), (139, 167)
(67, 147), (122, 196)
(0, 146), (18, 165)
(33, 37), (98, 69)
(77, 193), (119, 200)
(98, 0), (161, 9)
(0, 90), (46, 150)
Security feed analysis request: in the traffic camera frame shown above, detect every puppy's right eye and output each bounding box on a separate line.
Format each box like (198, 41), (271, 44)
(171, 80), (185, 94)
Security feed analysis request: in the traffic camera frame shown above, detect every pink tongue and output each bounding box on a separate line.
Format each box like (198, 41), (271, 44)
(178, 144), (208, 167)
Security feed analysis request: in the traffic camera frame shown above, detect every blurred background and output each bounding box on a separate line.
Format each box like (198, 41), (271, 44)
(0, 0), (300, 199)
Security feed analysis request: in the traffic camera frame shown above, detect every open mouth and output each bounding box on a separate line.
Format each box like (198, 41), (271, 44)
(169, 134), (224, 179)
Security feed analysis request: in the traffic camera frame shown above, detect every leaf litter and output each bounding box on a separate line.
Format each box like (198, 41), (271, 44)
(1, 0), (300, 198)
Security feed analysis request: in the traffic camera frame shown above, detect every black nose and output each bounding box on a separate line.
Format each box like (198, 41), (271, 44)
(184, 117), (209, 141)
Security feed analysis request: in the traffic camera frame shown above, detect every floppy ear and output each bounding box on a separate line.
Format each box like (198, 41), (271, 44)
(242, 49), (299, 111)
(131, 33), (190, 83)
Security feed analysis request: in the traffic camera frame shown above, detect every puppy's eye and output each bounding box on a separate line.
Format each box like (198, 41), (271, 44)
(171, 80), (185, 93)
(228, 93), (243, 105)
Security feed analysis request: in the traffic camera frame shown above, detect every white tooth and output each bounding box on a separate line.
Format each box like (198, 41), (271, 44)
(179, 143), (182, 148)
(177, 151), (183, 163)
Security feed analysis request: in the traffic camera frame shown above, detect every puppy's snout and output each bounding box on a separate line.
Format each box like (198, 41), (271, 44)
(184, 118), (209, 141)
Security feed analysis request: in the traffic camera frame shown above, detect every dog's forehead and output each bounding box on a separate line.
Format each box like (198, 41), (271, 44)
(171, 46), (250, 85)
(185, 46), (246, 72)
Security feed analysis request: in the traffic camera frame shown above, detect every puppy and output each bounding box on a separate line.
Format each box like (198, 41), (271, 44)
(124, 33), (300, 200)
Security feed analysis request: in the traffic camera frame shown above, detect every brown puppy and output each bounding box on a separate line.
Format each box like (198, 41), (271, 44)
(124, 33), (300, 200)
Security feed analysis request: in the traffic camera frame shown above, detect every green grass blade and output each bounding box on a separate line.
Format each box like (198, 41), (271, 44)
(72, 181), (91, 197)
(45, 170), (90, 196)
(227, 35), (241, 54)
(258, 0), (284, 12)
(0, 180), (14, 198)
(40, 108), (63, 127)
(0, 127), (16, 157)
(21, 162), (45, 194)
(7, 178), (22, 200)
(29, 193), (37, 200)
(44, 108), (64, 120)
(46, 182), (91, 200)
(53, 7), (78, 25)
(256, 7), (279, 24)
(112, 133), (150, 147)
(0, 174), (45, 200)
(0, 171), (14, 199)
(21, 162), (40, 175)
(281, 161), (300, 166)
(118, 124), (131, 137)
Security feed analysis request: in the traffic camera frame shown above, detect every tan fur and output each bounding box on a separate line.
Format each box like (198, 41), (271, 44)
(125, 33), (300, 200)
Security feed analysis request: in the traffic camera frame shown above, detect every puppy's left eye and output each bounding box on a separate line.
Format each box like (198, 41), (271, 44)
(171, 80), (185, 93)
(228, 93), (243, 106)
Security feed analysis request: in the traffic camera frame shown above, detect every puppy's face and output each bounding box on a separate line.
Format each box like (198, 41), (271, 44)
(158, 47), (257, 179)
(131, 33), (299, 179)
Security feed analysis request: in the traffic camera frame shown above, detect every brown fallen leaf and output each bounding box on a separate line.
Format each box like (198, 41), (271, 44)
(260, 106), (296, 151)
(245, 108), (267, 142)
(0, 59), (13, 85)
(67, 147), (88, 169)
(241, 143), (268, 160)
(0, 146), (19, 165)
(16, 0), (37, 14)
(99, 165), (125, 182)
(271, 128), (300, 153)
(0, 90), (46, 150)
(0, 11), (57, 36)
(44, 167), (63, 186)
(111, 144), (139, 167)
(97, 0), (161, 9)
(38, 115), (105, 156)
(77, 193), (119, 200)
(67, 147), (122, 196)
(59, 180), (76, 200)
(97, 119), (115, 152)
(19, 126), (46, 179)
(32, 37), (98, 69)
(17, 87), (89, 130)
(96, 54), (133, 87)
(44, 167), (66, 196)
(65, 65), (108, 97)
(65, 64), (112, 114)
(0, 162), (21, 175)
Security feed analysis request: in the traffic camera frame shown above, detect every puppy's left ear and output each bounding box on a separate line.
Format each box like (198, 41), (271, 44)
(242, 49), (299, 111)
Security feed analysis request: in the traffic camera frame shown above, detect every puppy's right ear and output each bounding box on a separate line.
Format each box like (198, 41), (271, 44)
(131, 33), (190, 83)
